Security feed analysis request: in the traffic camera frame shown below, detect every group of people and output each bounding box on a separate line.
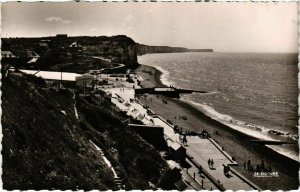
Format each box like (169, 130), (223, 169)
(200, 129), (210, 139)
(208, 158), (214, 169)
(244, 159), (272, 172)
(178, 134), (188, 146)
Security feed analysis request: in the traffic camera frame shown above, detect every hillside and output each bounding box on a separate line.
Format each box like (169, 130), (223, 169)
(1, 35), (138, 72)
(1, 70), (172, 190)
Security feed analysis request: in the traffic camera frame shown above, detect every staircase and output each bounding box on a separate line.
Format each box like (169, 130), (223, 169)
(89, 140), (125, 189)
(114, 176), (123, 189)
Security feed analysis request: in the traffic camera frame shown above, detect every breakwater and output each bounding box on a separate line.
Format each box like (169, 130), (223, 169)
(135, 87), (207, 98)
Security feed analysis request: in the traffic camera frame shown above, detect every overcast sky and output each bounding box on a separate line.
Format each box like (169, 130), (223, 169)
(1, 2), (298, 52)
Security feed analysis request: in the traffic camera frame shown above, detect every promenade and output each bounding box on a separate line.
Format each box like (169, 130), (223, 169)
(98, 76), (260, 190)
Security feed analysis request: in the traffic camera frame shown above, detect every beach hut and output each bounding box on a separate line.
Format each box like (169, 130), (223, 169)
(166, 138), (186, 162)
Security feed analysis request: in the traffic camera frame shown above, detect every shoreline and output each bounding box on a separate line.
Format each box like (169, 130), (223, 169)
(135, 64), (299, 190)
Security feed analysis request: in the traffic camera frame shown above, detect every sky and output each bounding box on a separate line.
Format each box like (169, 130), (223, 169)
(1, 2), (298, 52)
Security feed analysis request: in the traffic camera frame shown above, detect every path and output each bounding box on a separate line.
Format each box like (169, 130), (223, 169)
(98, 75), (260, 190)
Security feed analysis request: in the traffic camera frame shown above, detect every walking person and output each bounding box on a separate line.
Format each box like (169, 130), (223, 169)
(247, 160), (251, 171)
(208, 158), (211, 168)
(211, 159), (214, 169)
(223, 165), (227, 176)
(198, 165), (203, 175)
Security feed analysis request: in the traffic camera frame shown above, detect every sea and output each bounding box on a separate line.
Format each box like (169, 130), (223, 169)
(138, 52), (299, 161)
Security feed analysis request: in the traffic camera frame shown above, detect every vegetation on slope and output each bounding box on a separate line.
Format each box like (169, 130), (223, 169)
(76, 93), (171, 190)
(1, 71), (115, 190)
(1, 70), (173, 190)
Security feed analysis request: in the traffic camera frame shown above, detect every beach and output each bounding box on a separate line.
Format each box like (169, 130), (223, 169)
(135, 64), (299, 190)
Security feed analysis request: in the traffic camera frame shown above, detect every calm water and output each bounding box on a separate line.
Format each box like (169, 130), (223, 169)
(139, 52), (298, 159)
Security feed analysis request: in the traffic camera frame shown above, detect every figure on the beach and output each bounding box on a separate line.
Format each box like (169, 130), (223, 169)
(183, 135), (187, 146)
(223, 166), (227, 175)
(224, 166), (231, 176)
(268, 166), (272, 172)
(198, 165), (203, 175)
(250, 165), (254, 172)
(208, 158), (211, 168)
(261, 160), (265, 170)
(247, 160), (251, 171)
(202, 129), (208, 138)
(256, 164), (260, 172)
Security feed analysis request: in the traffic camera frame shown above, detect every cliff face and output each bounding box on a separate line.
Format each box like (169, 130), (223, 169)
(137, 44), (188, 55)
(137, 44), (213, 55)
(109, 36), (138, 68)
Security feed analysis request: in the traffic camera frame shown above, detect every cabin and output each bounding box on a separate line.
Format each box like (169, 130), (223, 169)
(166, 138), (186, 162)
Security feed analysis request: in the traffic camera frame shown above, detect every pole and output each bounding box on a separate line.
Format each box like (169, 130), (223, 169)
(60, 64), (62, 89)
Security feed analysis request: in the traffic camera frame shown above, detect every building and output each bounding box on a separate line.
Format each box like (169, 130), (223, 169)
(19, 69), (81, 88)
(23, 50), (40, 65)
(55, 34), (68, 47)
(166, 138), (186, 162)
(1, 51), (17, 58)
(76, 74), (94, 93)
(56, 34), (68, 39)
(69, 42), (78, 48)
(1, 51), (20, 66)
(38, 42), (49, 48)
(68, 42), (82, 52)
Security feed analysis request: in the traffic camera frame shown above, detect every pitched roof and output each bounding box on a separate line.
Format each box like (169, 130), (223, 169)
(26, 50), (40, 58)
(166, 139), (184, 151)
(27, 57), (39, 64)
(20, 70), (81, 81)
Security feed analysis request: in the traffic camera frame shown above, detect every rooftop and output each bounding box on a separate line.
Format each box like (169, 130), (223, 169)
(20, 70), (82, 81)
(166, 138), (184, 151)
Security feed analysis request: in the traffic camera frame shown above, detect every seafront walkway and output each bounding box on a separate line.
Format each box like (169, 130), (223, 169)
(99, 77), (258, 190)
(151, 116), (254, 190)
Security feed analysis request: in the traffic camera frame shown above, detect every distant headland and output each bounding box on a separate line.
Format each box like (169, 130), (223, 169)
(137, 44), (213, 55)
